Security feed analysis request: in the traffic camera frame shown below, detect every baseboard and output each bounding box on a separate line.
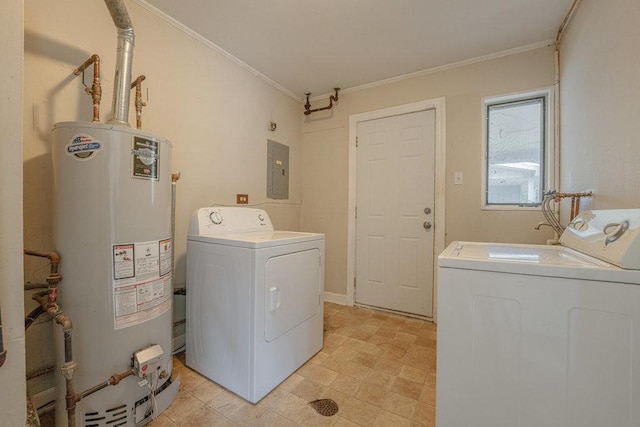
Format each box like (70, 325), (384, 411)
(323, 292), (349, 306)
(172, 333), (185, 354)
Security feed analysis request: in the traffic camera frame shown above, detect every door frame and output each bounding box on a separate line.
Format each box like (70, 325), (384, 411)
(347, 97), (446, 321)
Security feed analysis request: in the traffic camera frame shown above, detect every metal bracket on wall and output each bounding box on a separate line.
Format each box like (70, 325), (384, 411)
(304, 88), (340, 115)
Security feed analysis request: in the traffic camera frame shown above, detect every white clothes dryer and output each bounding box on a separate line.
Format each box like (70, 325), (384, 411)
(436, 209), (640, 427)
(186, 207), (325, 403)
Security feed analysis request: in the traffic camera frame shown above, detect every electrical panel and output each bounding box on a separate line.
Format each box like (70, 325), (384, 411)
(267, 139), (289, 199)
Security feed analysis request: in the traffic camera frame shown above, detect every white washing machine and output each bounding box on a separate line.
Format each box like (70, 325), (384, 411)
(437, 209), (640, 427)
(186, 207), (325, 403)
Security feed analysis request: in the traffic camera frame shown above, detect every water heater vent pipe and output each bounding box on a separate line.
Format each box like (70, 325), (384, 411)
(104, 0), (135, 126)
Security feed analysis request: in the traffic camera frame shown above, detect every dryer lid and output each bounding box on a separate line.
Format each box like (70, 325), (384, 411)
(188, 207), (274, 235)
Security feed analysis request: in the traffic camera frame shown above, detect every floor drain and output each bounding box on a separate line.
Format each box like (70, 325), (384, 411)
(308, 398), (339, 416)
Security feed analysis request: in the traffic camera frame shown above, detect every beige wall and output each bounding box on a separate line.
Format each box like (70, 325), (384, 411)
(559, 0), (640, 219)
(24, 0), (303, 289)
(301, 46), (557, 296)
(0, 1), (26, 425)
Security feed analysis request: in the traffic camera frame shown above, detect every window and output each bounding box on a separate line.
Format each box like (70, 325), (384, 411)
(483, 89), (553, 208)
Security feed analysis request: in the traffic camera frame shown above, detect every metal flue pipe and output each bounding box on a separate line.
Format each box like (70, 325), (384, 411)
(104, 0), (135, 126)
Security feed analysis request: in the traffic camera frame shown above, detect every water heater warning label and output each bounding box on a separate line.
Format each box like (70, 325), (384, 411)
(131, 136), (159, 180)
(112, 238), (172, 330)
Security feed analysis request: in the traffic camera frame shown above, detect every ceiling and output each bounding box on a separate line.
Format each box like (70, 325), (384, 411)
(142, 0), (573, 100)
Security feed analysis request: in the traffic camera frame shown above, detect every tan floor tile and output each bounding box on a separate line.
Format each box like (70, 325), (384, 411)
(331, 416), (361, 426)
(308, 351), (330, 365)
(399, 365), (427, 384)
(291, 378), (328, 401)
(418, 384), (436, 405)
(368, 334), (392, 345)
(342, 337), (366, 351)
(382, 391), (417, 419)
(334, 325), (357, 337)
(339, 398), (381, 426)
(224, 399), (295, 426)
(329, 373), (362, 395)
(244, 410), (299, 427)
(283, 400), (335, 427)
(357, 323), (381, 335)
(382, 316), (406, 328)
(414, 335), (437, 349)
(374, 409), (412, 427)
(389, 377), (423, 400)
(206, 389), (245, 413)
(148, 414), (178, 426)
(352, 350), (380, 368)
(376, 326), (401, 338)
(189, 378), (225, 404)
(320, 355), (348, 372)
(320, 387), (354, 408)
(359, 341), (386, 357)
(379, 344), (408, 360)
(324, 333), (348, 348)
(373, 358), (403, 376)
(329, 345), (358, 361)
(176, 366), (207, 393)
(364, 370), (395, 388)
(400, 346), (435, 368)
(340, 361), (374, 380)
(412, 402), (436, 427)
(355, 382), (388, 407)
(279, 373), (305, 392)
(425, 373), (436, 387)
(297, 362), (340, 385)
(179, 406), (236, 426)
(393, 332), (418, 345)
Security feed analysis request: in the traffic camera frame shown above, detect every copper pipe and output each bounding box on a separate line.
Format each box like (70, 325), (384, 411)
(130, 75), (146, 129)
(304, 88), (340, 116)
(24, 249), (60, 266)
(24, 249), (61, 302)
(73, 54), (102, 122)
(570, 197), (576, 220)
(70, 368), (135, 405)
(575, 197), (581, 218)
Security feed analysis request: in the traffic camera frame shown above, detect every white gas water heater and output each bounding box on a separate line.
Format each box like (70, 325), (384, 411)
(51, 1), (179, 425)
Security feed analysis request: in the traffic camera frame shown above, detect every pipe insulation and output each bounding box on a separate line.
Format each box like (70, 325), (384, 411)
(104, 0), (135, 125)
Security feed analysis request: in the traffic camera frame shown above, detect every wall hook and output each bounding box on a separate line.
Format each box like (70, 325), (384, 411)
(304, 88), (340, 116)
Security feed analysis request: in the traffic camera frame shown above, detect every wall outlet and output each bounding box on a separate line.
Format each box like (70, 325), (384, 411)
(237, 194), (249, 204)
(454, 171), (464, 185)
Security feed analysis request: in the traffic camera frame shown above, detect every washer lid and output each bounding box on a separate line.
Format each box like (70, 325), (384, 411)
(438, 241), (640, 283)
(188, 230), (325, 249)
(560, 209), (640, 269)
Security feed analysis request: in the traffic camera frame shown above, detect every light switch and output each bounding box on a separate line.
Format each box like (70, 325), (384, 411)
(454, 171), (463, 185)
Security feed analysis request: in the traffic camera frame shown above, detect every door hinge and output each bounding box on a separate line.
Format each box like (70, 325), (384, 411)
(353, 277), (356, 288)
(355, 136), (358, 147)
(355, 206), (357, 218)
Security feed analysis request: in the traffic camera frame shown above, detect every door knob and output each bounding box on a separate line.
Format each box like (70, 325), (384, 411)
(423, 221), (432, 230)
(424, 207), (432, 215)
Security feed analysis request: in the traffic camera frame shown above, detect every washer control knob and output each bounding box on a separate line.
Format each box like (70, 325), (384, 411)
(258, 214), (265, 222)
(209, 211), (223, 225)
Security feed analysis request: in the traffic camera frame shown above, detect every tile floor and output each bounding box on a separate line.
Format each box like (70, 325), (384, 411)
(151, 302), (437, 426)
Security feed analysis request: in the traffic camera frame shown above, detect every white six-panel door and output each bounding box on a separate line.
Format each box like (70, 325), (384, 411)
(355, 109), (435, 317)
